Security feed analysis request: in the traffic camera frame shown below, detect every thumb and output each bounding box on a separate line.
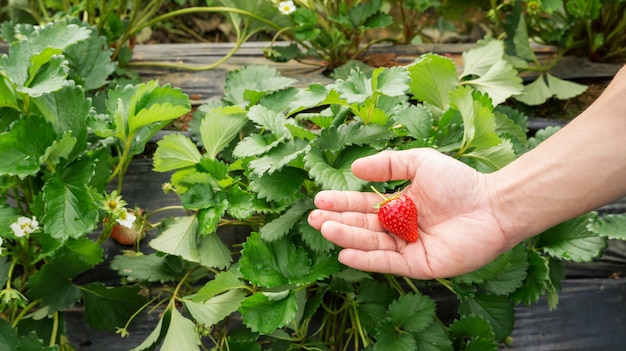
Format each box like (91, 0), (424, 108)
(351, 149), (439, 182)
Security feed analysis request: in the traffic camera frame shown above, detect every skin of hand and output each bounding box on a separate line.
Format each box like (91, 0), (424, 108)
(308, 148), (512, 279)
(309, 64), (626, 280)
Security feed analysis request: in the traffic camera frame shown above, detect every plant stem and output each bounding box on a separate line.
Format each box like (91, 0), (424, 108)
(436, 278), (455, 294)
(11, 299), (41, 328)
(49, 312), (59, 346)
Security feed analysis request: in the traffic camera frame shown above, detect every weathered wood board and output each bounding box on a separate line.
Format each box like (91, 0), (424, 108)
(129, 42), (623, 103)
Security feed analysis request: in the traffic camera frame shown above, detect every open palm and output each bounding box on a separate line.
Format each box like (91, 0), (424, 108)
(308, 148), (514, 279)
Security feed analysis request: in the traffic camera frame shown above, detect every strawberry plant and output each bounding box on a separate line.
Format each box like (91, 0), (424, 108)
(481, 0), (626, 106)
(1, 18), (625, 351)
(135, 36), (618, 350)
(0, 20), (190, 349)
(1, 0), (289, 69)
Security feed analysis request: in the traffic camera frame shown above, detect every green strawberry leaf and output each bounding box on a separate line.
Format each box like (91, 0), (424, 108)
(65, 237), (104, 266)
(27, 249), (95, 313)
(412, 322), (454, 351)
(544, 259), (566, 310)
(130, 309), (167, 351)
(535, 212), (605, 262)
(248, 139), (310, 176)
(259, 198), (315, 241)
(510, 250), (549, 306)
(459, 293), (514, 342)
(240, 232), (322, 287)
(110, 254), (183, 283)
(239, 290), (298, 334)
(357, 303), (388, 335)
(392, 104), (433, 141)
(372, 66), (410, 97)
(183, 289), (247, 328)
(0, 319), (56, 351)
(153, 133), (202, 172)
(482, 245), (528, 295)
(224, 65), (296, 106)
(0, 115), (55, 178)
(247, 105), (293, 139)
(503, 3), (535, 61)
(448, 315), (495, 340)
(299, 218), (336, 253)
(20, 52), (69, 97)
(461, 38), (507, 78)
(32, 84), (91, 158)
(317, 123), (393, 152)
(305, 145), (376, 191)
(373, 323), (417, 351)
(515, 74), (553, 106)
(1, 22), (90, 89)
(462, 140), (516, 172)
(233, 134), (283, 158)
(225, 185), (260, 220)
(454, 244), (528, 295)
(64, 27), (116, 91)
(193, 271), (247, 302)
(127, 82), (191, 134)
(182, 182), (226, 210)
(81, 283), (147, 332)
(0, 74), (18, 110)
(149, 215), (199, 263)
(460, 38), (523, 105)
(407, 53), (459, 110)
(200, 105), (249, 160)
(42, 158), (99, 240)
(449, 86), (501, 153)
(333, 67), (373, 104)
(448, 315), (497, 350)
(588, 213), (626, 240)
(42, 133), (77, 170)
(388, 292), (436, 333)
(288, 83), (331, 114)
(160, 307), (201, 351)
(197, 233), (233, 269)
(248, 166), (308, 202)
(546, 73), (588, 100)
(516, 73), (587, 106)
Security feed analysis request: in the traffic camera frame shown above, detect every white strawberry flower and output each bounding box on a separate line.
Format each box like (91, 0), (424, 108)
(10, 216), (39, 238)
(278, 0), (296, 15)
(115, 208), (137, 229)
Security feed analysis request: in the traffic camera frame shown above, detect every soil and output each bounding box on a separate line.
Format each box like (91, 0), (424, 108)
(514, 77), (611, 121)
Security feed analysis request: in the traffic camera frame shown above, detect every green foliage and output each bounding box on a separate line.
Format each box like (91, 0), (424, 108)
(0, 21), (190, 347)
(0, 19), (615, 351)
(484, 0), (626, 106)
(264, 0), (393, 70)
(140, 41), (607, 349)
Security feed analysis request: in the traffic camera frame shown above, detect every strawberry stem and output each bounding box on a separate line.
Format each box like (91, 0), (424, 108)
(370, 185), (388, 201)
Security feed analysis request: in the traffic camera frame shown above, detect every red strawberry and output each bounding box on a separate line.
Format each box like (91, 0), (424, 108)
(109, 209), (146, 245)
(110, 223), (145, 245)
(374, 192), (419, 242)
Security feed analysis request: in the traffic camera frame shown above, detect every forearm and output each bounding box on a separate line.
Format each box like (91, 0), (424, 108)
(490, 65), (626, 247)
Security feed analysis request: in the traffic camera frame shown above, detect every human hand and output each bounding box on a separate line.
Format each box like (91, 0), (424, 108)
(308, 148), (514, 279)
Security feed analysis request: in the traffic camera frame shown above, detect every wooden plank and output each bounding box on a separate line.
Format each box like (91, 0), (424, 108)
(1, 41), (620, 102)
(129, 42), (621, 102)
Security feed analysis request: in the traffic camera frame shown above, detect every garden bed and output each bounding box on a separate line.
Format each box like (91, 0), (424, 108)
(2, 31), (626, 350)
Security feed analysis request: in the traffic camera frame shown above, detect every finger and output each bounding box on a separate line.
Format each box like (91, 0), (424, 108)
(308, 209), (383, 231)
(337, 249), (434, 279)
(319, 220), (400, 252)
(314, 190), (381, 213)
(351, 149), (440, 182)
